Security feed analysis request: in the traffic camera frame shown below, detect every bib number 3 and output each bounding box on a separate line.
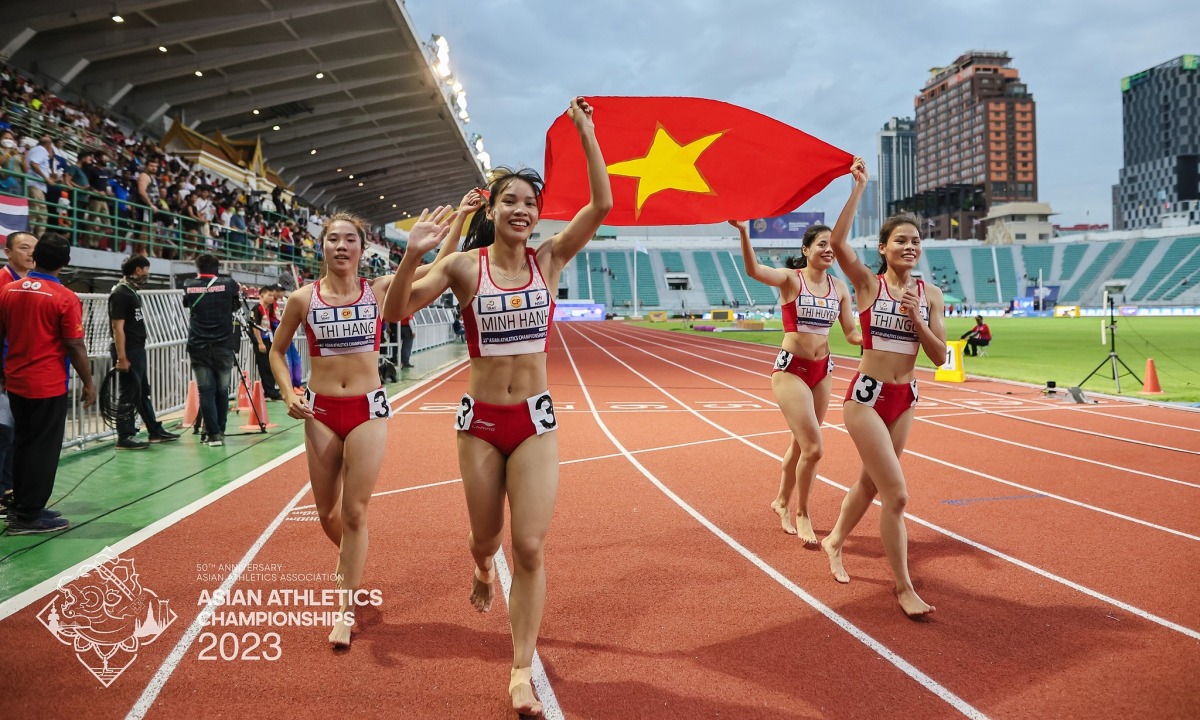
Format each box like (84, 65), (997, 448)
(850, 374), (883, 407)
(527, 393), (557, 434)
(454, 395), (474, 431)
(368, 389), (392, 419)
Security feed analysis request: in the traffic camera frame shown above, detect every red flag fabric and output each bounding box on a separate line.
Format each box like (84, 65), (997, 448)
(541, 96), (852, 226)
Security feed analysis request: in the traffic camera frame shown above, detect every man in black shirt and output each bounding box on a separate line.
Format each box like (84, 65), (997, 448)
(182, 254), (241, 447)
(109, 256), (179, 449)
(250, 285), (283, 401)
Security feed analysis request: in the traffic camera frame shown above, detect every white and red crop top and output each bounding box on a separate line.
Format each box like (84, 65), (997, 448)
(860, 276), (928, 356)
(782, 271), (839, 336)
(304, 278), (383, 357)
(462, 247), (555, 358)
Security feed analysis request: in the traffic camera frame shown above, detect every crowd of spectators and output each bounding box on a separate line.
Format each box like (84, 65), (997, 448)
(0, 62), (397, 280)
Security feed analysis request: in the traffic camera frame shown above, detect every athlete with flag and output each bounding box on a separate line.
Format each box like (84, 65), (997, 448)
(821, 160), (947, 618)
(385, 97), (611, 716)
(732, 191), (861, 544)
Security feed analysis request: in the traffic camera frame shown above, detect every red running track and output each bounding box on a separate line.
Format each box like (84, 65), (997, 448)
(1, 322), (1198, 719)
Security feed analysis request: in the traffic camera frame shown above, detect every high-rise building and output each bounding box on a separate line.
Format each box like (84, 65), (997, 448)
(876, 117), (916, 227)
(1114, 55), (1200, 230)
(892, 51), (1037, 240)
(852, 179), (880, 239)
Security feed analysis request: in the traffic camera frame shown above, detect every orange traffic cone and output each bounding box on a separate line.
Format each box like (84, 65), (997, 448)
(183, 380), (200, 427)
(1141, 358), (1163, 394)
(240, 380), (277, 430)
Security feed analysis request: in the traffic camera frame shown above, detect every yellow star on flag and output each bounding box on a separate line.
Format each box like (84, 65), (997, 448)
(606, 124), (723, 214)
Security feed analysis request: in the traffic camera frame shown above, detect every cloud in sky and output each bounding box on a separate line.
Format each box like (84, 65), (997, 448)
(408, 0), (1198, 226)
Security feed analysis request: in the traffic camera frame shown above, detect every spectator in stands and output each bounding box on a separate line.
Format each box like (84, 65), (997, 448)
(81, 152), (115, 249)
(182, 254), (241, 447)
(134, 157), (161, 256)
(0, 130), (23, 194)
(228, 204), (248, 259)
(109, 255), (179, 449)
(0, 232), (96, 534)
(733, 215), (861, 545)
(250, 285), (283, 401)
(962, 315), (992, 356)
(24, 135), (58, 233)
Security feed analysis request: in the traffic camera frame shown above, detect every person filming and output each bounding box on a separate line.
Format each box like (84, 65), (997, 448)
(961, 315), (991, 356)
(182, 254), (241, 447)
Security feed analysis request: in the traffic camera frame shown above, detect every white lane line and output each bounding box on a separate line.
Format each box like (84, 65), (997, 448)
(620, 325), (1200, 432)
(288, 430), (793, 511)
(493, 548), (563, 720)
(560, 325), (989, 719)
(573, 324), (1200, 640)
(606, 325), (1200, 495)
(918, 418), (1200, 490)
(126, 482), (311, 720)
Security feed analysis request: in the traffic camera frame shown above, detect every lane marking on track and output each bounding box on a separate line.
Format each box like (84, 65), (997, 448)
(620, 326), (1200, 433)
(559, 325), (989, 719)
(575, 324), (1200, 641)
(126, 482), (311, 720)
(1, 358), (473, 622)
(290, 430), (793, 510)
(493, 548), (563, 720)
(918, 417), (1200, 490)
(610, 326), (1200, 493)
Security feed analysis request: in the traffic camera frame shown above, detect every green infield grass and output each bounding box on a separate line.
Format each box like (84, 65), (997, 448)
(629, 316), (1200, 403)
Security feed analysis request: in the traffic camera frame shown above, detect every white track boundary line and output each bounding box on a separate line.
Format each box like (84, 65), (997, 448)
(121, 360), (471, 717)
(290, 431), (793, 511)
(573, 324), (1200, 640)
(560, 325), (988, 719)
(608, 326), (1200, 496)
(0, 363), (465, 619)
(492, 548), (563, 720)
(126, 482), (311, 719)
(620, 325), (1200, 431)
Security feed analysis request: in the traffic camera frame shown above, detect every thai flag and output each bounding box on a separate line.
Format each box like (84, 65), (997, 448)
(0, 195), (30, 242)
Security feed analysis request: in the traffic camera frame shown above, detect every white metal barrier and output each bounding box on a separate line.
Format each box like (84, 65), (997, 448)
(62, 290), (454, 449)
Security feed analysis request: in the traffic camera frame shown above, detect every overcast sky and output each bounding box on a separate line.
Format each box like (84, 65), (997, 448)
(407, 0), (1198, 227)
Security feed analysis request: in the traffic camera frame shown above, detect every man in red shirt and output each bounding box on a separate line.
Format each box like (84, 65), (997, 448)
(0, 230), (37, 515)
(962, 315), (993, 356)
(0, 232), (96, 534)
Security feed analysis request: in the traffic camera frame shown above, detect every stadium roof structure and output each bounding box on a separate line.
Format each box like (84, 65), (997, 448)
(2, 0), (486, 224)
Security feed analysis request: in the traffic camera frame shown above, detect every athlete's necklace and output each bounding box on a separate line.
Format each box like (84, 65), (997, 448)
(492, 255), (527, 283)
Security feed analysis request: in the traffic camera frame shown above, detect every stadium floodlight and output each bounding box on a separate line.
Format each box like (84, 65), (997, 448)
(112, 13), (124, 23)
(309, 149), (317, 155)
(194, 70), (203, 77)
(252, 109), (260, 115)
(158, 46), (167, 53)
(315, 72), (325, 79)
(379, 195), (385, 200)
(357, 182), (364, 187)
(272, 125), (280, 131)
(431, 35), (452, 79)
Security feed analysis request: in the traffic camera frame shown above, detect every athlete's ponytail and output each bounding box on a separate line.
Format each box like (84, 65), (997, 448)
(785, 224), (832, 269)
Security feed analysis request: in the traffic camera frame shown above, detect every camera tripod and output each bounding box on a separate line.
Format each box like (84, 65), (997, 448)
(1079, 295), (1141, 394)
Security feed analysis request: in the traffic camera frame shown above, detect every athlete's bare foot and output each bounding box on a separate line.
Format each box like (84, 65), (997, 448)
(328, 615), (352, 648)
(510, 667), (543, 717)
(770, 499), (797, 535)
(896, 588), (936, 618)
(795, 515), (819, 546)
(471, 565), (495, 613)
(821, 537), (850, 583)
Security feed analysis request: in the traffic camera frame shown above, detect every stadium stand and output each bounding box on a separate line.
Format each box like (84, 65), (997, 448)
(692, 251), (730, 306)
(1060, 243), (1120, 302)
(633, 251), (660, 308)
(718, 250), (775, 307)
(1059, 243), (1089, 280)
(605, 251), (634, 308)
(1135, 236), (1200, 301)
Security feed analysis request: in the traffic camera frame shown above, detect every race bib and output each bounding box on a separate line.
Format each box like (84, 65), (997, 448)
(774, 350), (792, 372)
(849, 374), (883, 407)
(368, 388), (392, 419)
(526, 392), (557, 434)
(453, 394), (474, 431)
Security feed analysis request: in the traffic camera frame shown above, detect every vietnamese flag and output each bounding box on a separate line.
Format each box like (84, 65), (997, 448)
(540, 96), (853, 226)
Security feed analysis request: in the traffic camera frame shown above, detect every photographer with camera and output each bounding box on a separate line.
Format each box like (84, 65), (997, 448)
(182, 254), (241, 447)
